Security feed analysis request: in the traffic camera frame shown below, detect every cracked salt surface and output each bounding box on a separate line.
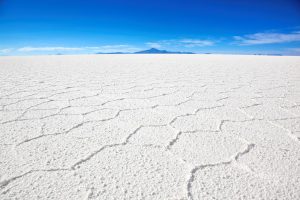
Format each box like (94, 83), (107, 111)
(0, 54), (300, 199)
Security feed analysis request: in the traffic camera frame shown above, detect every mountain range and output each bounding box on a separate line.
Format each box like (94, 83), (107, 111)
(96, 48), (195, 54)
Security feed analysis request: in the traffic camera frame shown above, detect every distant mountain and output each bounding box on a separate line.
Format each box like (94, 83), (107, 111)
(96, 48), (195, 54)
(134, 48), (194, 54)
(134, 48), (169, 54)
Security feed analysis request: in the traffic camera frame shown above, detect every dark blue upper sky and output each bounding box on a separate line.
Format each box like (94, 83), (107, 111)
(1, 0), (300, 55)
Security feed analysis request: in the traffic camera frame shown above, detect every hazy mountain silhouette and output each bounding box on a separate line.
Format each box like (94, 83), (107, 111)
(134, 48), (194, 54)
(96, 48), (195, 54)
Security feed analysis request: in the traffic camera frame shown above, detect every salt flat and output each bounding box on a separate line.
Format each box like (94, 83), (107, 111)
(0, 54), (300, 200)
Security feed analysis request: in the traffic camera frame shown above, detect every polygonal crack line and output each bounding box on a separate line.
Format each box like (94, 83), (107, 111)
(68, 92), (102, 101)
(280, 104), (300, 109)
(70, 124), (168, 170)
(168, 104), (225, 127)
(142, 85), (179, 92)
(166, 130), (184, 150)
(99, 97), (132, 107)
(195, 105), (225, 114)
(218, 118), (260, 132)
(218, 90), (232, 95)
(216, 96), (229, 102)
(186, 161), (230, 200)
(1, 97), (41, 108)
(276, 106), (299, 118)
(81, 107), (114, 116)
(1, 117), (29, 125)
(279, 105), (300, 116)
(185, 86), (208, 98)
(134, 90), (180, 100)
(150, 97), (194, 109)
(5, 108), (59, 112)
(260, 85), (287, 91)
(236, 107), (258, 120)
(166, 115), (234, 151)
(42, 89), (82, 99)
(257, 96), (287, 99)
(82, 108), (134, 122)
(15, 122), (46, 147)
(0, 92), (45, 99)
(231, 85), (245, 90)
(1, 98), (54, 122)
(267, 120), (300, 143)
(0, 143), (14, 147)
(186, 142), (255, 200)
(140, 144), (164, 149)
(89, 96), (193, 111)
(0, 89), (32, 99)
(169, 117), (255, 139)
(84, 106), (161, 123)
(166, 129), (221, 152)
(106, 90), (180, 105)
(166, 120), (256, 158)
(271, 116), (300, 121)
(14, 100), (54, 121)
(239, 103), (261, 109)
(0, 105), (72, 125)
(11, 106), (169, 147)
(81, 110), (120, 123)
(0, 168), (70, 190)
(14, 121), (86, 147)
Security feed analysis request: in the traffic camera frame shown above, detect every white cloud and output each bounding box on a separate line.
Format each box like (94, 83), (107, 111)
(0, 48), (13, 54)
(234, 31), (300, 45)
(88, 45), (141, 53)
(18, 46), (83, 52)
(17, 45), (141, 53)
(179, 39), (215, 47)
(146, 42), (162, 48)
(146, 39), (215, 49)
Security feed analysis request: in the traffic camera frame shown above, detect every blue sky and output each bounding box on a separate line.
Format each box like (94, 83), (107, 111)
(1, 0), (300, 55)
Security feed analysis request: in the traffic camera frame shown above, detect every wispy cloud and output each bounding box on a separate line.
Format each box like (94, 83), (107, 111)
(234, 31), (300, 45)
(146, 39), (216, 49)
(0, 48), (13, 54)
(88, 45), (141, 53)
(146, 42), (162, 48)
(18, 46), (84, 52)
(16, 45), (141, 53)
(179, 39), (215, 47)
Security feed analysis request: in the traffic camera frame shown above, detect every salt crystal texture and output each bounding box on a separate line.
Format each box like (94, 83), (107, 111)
(0, 54), (299, 199)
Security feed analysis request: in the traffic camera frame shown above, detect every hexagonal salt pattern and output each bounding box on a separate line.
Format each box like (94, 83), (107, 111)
(1, 55), (300, 199)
